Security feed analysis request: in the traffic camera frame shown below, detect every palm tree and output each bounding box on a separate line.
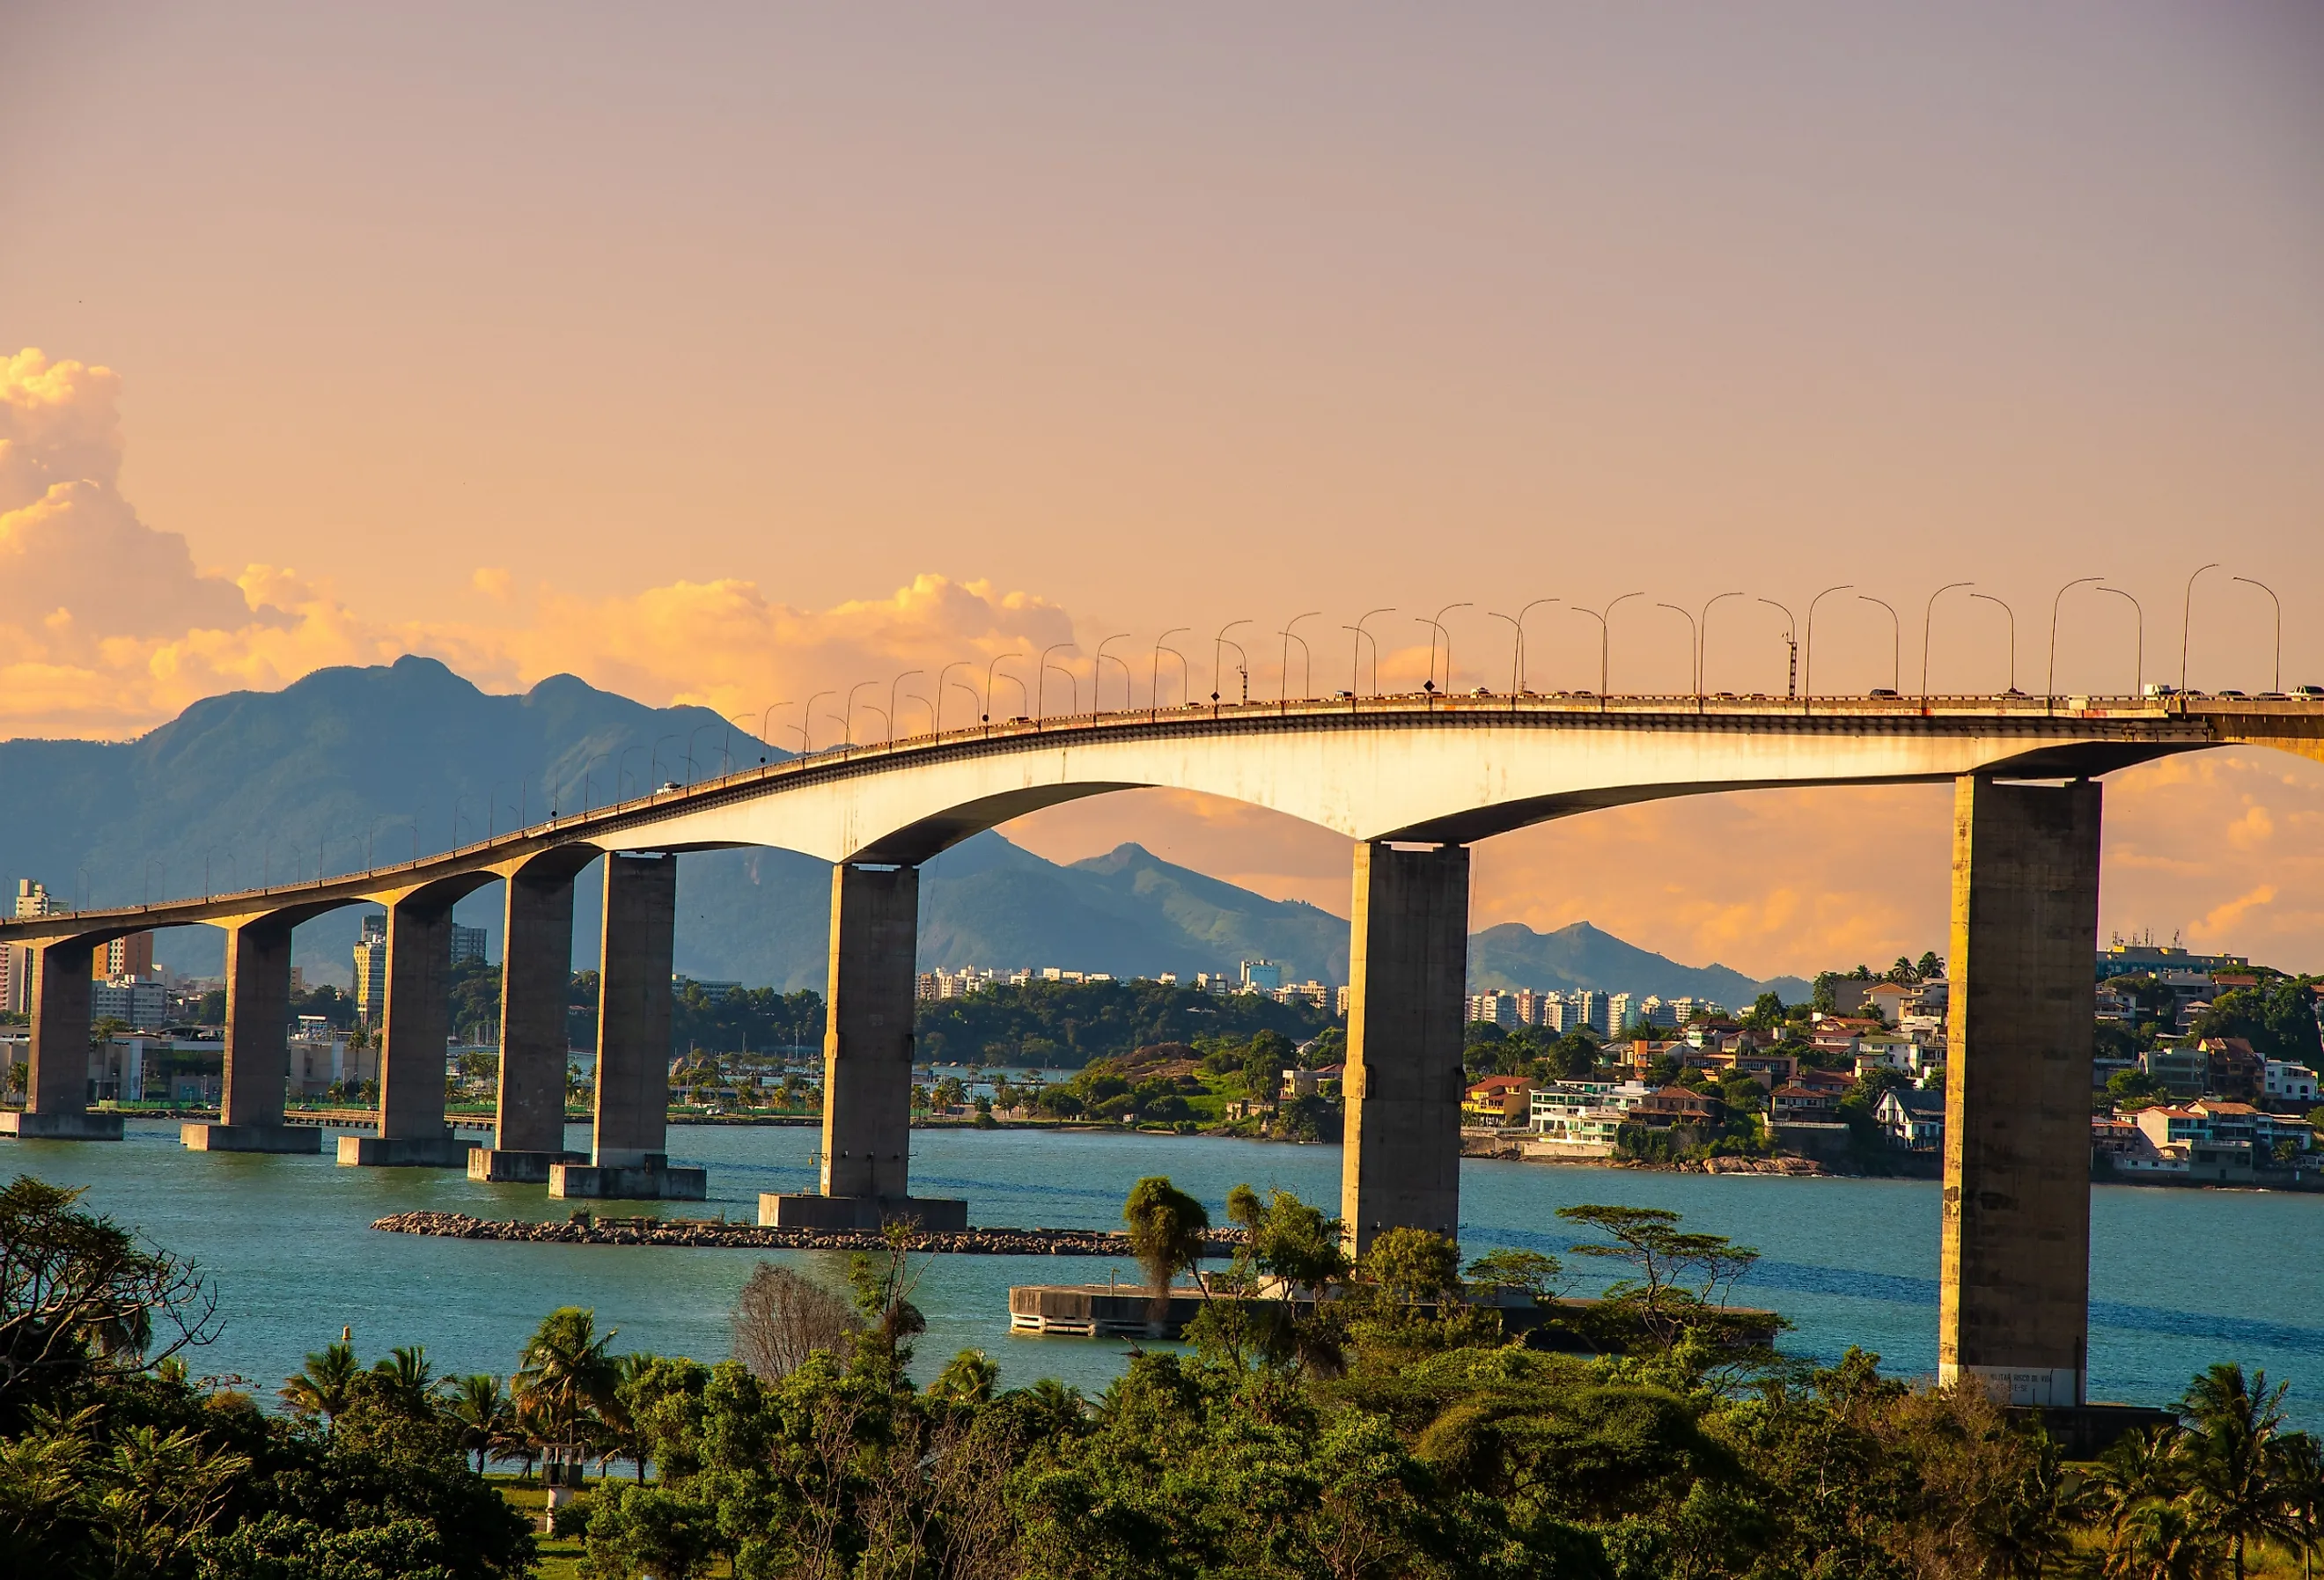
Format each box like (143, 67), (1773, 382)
(2278, 1432), (2324, 1580)
(2091, 1424), (2188, 1550)
(2179, 1363), (2295, 1580)
(370, 1344), (439, 1413)
(278, 1340), (359, 1431)
(514, 1307), (620, 1488)
(445, 1374), (512, 1474)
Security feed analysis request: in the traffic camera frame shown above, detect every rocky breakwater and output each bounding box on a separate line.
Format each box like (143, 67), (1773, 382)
(372, 1210), (1247, 1257)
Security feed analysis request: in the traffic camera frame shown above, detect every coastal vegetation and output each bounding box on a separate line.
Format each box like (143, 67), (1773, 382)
(8, 1166), (2323, 1576)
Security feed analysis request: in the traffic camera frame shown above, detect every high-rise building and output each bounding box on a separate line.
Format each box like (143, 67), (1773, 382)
(1240, 959), (1285, 992)
(14, 878), (63, 918)
(450, 923), (488, 966)
(1608, 992), (1636, 1033)
(93, 932), (154, 981)
(352, 914), (388, 1025)
(1572, 989), (1604, 1034)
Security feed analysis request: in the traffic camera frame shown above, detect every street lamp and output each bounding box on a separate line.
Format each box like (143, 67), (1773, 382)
(841, 681), (877, 747)
(1509, 597), (1559, 694)
(1802, 585), (1853, 712)
(1093, 635), (1131, 712)
(1212, 620), (1253, 713)
(1423, 602), (1471, 694)
(614, 748), (639, 799)
(1969, 592), (2018, 694)
(2046, 577), (2102, 704)
(1696, 592), (1742, 699)
(2096, 585), (2143, 696)
(1655, 604), (1697, 704)
(2232, 576), (2283, 694)
(1920, 582), (1972, 701)
(686, 722), (719, 783)
(1349, 608), (1393, 695)
(757, 702), (791, 761)
(1757, 599), (1798, 701)
(982, 655), (1021, 724)
(1858, 595), (1901, 694)
(888, 671), (923, 744)
(1487, 611), (1523, 697)
(1037, 643), (1078, 720)
(2180, 562), (2221, 692)
(937, 663), (973, 731)
(1571, 592), (1642, 707)
(649, 735), (680, 786)
(1150, 629), (1188, 718)
(1276, 612), (1321, 703)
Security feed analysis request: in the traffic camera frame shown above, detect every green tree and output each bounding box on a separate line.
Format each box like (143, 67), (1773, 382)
(1122, 1175), (1210, 1300)
(1557, 1202), (1762, 1353)
(445, 1373), (513, 1474)
(514, 1306), (621, 1485)
(1465, 1247), (1563, 1304)
(1358, 1226), (1461, 1304)
(277, 1341), (361, 1430)
(2177, 1361), (2298, 1580)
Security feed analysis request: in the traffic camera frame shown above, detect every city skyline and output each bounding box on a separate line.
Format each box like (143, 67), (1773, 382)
(5, 4), (2320, 976)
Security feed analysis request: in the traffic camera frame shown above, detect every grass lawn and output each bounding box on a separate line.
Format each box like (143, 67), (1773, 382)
(489, 1477), (584, 1580)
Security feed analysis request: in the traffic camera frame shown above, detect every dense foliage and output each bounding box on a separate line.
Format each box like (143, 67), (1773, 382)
(916, 980), (1332, 1068)
(0, 1176), (532, 1580)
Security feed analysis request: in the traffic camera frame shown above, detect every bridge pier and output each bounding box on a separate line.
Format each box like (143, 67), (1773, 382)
(1940, 776), (2100, 1407)
(339, 895), (471, 1168)
(185, 917), (318, 1154)
(551, 853), (703, 1200)
(761, 862), (965, 1231)
(1, 939), (122, 1142)
(470, 864), (585, 1183)
(1338, 841), (1469, 1256)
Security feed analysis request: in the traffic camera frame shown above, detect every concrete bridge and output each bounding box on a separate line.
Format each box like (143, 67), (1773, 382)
(4, 689), (2320, 1407)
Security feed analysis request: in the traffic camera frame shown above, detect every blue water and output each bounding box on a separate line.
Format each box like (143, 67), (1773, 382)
(11, 1121), (2321, 1425)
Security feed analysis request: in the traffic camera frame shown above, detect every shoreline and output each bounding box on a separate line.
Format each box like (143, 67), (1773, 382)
(371, 1209), (1249, 1255)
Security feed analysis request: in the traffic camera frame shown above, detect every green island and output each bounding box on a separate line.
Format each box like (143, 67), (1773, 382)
(6, 1171), (2322, 1578)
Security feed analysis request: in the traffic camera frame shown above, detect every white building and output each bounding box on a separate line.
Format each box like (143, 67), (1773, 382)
(2264, 1059), (2320, 1105)
(91, 976), (170, 1030)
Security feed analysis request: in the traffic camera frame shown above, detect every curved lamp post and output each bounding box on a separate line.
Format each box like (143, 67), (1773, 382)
(2232, 576), (2282, 694)
(1037, 643), (1078, 720)
(1969, 592), (2018, 695)
(1654, 604), (1697, 705)
(2045, 577), (2101, 705)
(1487, 611), (1523, 697)
(1211, 621), (1253, 714)
(1802, 585), (1853, 712)
(1350, 608), (1393, 695)
(1758, 599), (1798, 701)
(1571, 592), (1642, 709)
(1423, 602), (1471, 695)
(1696, 592), (1742, 701)
(1510, 597), (1558, 695)
(800, 692), (833, 753)
(1858, 595), (1900, 694)
(1277, 612), (1321, 702)
(1092, 635), (1131, 713)
(1920, 581), (1972, 701)
(2096, 585), (2144, 696)
(841, 681), (878, 747)
(981, 658), (1019, 724)
(888, 671), (923, 744)
(2180, 562), (2221, 692)
(936, 663), (973, 732)
(1151, 628), (1189, 718)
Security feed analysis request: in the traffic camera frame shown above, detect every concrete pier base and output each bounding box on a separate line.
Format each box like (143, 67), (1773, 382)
(760, 1193), (968, 1231)
(181, 1122), (320, 1154)
(1338, 840), (1471, 1256)
(336, 1134), (476, 1168)
(549, 1161), (708, 1200)
(468, 1148), (586, 1184)
(0, 1110), (125, 1141)
(1939, 776), (2102, 1409)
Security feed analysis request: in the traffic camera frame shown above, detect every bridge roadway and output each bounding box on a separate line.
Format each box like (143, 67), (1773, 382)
(4, 690), (2320, 1407)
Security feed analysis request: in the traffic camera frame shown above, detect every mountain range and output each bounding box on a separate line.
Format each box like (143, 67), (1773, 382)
(0, 658), (1806, 1004)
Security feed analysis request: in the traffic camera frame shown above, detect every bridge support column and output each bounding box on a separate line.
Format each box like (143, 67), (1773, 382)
(471, 868), (583, 1184)
(1, 940), (121, 1141)
(761, 863), (965, 1231)
(1940, 776), (2100, 1408)
(340, 896), (471, 1168)
(551, 853), (702, 1200)
(1338, 841), (1469, 1257)
(184, 917), (318, 1154)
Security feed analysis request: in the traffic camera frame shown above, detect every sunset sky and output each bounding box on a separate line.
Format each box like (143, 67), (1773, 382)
(5, 4), (2321, 977)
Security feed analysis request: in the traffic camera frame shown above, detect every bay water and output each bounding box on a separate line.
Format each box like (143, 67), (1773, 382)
(12, 1121), (2322, 1427)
